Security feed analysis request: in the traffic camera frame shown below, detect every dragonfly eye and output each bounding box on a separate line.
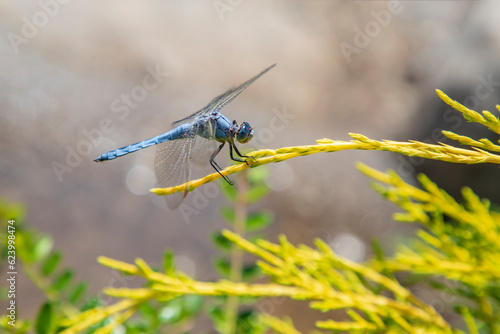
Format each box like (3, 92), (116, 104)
(236, 122), (254, 143)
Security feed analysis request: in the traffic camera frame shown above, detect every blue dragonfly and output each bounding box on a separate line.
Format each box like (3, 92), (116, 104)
(95, 64), (276, 209)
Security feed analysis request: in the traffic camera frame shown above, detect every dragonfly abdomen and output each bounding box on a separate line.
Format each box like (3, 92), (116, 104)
(94, 124), (190, 162)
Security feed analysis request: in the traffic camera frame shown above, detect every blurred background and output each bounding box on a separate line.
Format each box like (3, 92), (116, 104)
(1, 0), (500, 331)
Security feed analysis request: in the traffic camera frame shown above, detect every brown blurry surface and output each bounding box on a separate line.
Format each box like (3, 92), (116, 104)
(1, 1), (499, 331)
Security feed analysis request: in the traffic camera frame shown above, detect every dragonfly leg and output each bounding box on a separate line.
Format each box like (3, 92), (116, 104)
(210, 142), (234, 185)
(231, 143), (257, 166)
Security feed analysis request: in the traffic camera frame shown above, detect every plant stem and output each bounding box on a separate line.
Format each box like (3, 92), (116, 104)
(224, 171), (249, 334)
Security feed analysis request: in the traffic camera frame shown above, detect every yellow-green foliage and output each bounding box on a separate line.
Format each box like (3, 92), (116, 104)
(5, 90), (500, 333)
(66, 229), (452, 334)
(358, 163), (500, 333)
(0, 200), (89, 334)
(65, 166), (500, 333)
(359, 163), (500, 283)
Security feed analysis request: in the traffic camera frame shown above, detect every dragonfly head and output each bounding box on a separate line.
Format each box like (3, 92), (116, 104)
(236, 122), (254, 144)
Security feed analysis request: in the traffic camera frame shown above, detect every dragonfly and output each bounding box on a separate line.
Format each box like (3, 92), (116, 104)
(95, 64), (276, 209)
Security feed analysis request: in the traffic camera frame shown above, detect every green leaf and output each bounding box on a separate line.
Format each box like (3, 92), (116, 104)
(219, 180), (237, 200)
(248, 184), (270, 203)
(69, 282), (87, 304)
(52, 270), (73, 291)
(163, 250), (175, 275)
(139, 302), (157, 323)
(123, 322), (148, 334)
(220, 206), (235, 224)
(209, 307), (226, 333)
(248, 234), (267, 243)
(248, 166), (269, 184)
(246, 211), (273, 232)
(486, 283), (500, 303)
(80, 296), (102, 311)
(371, 239), (384, 262)
(33, 235), (54, 262)
(160, 302), (183, 324)
(237, 310), (264, 333)
(17, 230), (37, 263)
(35, 302), (56, 334)
(212, 233), (232, 252)
(182, 295), (203, 314)
(41, 251), (62, 276)
(0, 200), (25, 224)
(214, 258), (231, 277)
(159, 295), (204, 325)
(239, 295), (260, 305)
(242, 264), (261, 281)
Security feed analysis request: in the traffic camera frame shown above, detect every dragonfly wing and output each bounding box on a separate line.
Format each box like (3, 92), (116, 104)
(190, 136), (219, 166)
(170, 107), (207, 127)
(154, 126), (197, 210)
(190, 118), (219, 166)
(171, 64), (276, 127)
(206, 63), (276, 114)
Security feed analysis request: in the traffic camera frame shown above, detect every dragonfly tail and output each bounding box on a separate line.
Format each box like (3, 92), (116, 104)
(94, 132), (174, 162)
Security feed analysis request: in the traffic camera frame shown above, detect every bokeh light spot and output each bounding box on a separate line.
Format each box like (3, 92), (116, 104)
(125, 165), (156, 196)
(329, 233), (366, 263)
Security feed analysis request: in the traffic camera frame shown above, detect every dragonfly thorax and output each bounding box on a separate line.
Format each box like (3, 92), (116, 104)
(235, 121), (254, 144)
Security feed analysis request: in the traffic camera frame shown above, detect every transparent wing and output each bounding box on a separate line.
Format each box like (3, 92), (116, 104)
(190, 118), (219, 165)
(154, 118), (218, 209)
(154, 126), (197, 210)
(190, 136), (220, 166)
(172, 64), (276, 127)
